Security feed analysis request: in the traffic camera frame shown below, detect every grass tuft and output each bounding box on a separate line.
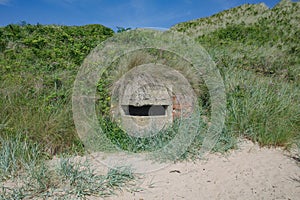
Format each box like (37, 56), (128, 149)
(0, 132), (44, 181)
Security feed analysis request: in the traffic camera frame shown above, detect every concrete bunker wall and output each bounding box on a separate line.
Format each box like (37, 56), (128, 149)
(110, 63), (196, 137)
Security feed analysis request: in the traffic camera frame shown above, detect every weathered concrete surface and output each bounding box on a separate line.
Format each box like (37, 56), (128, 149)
(111, 63), (197, 137)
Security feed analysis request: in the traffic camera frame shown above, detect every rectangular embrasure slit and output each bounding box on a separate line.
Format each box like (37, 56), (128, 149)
(122, 105), (168, 116)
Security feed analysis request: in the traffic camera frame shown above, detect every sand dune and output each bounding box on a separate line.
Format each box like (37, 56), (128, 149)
(97, 139), (300, 200)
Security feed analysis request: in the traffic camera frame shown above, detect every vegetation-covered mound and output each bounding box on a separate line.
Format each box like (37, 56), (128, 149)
(0, 24), (114, 154)
(172, 0), (300, 150)
(172, 0), (300, 79)
(1, 0), (299, 198)
(0, 0), (299, 159)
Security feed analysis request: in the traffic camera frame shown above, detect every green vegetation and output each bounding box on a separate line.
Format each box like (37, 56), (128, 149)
(0, 133), (135, 199)
(0, 0), (299, 198)
(0, 23), (114, 155)
(93, 48), (208, 156)
(0, 24), (138, 198)
(173, 0), (300, 149)
(116, 26), (132, 33)
(100, 117), (179, 152)
(0, 1), (299, 194)
(0, 132), (45, 180)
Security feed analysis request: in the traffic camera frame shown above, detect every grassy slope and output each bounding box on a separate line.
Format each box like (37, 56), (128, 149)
(2, 2), (298, 198)
(172, 0), (300, 149)
(0, 0), (299, 160)
(0, 24), (114, 155)
(172, 0), (300, 79)
(172, 3), (269, 37)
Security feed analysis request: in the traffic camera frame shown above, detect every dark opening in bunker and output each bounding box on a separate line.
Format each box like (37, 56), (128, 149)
(122, 105), (168, 116)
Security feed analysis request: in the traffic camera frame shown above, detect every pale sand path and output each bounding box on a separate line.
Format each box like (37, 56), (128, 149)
(90, 139), (300, 200)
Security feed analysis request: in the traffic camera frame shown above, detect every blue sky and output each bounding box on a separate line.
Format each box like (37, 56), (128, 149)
(0, 0), (282, 31)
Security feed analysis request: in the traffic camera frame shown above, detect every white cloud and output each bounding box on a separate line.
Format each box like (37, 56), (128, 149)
(0, 0), (10, 5)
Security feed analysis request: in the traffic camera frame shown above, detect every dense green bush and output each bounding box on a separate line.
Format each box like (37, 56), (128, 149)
(0, 23), (114, 155)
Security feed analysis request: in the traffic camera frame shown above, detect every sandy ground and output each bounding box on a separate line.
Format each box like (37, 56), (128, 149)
(5, 139), (298, 199)
(91, 139), (300, 200)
